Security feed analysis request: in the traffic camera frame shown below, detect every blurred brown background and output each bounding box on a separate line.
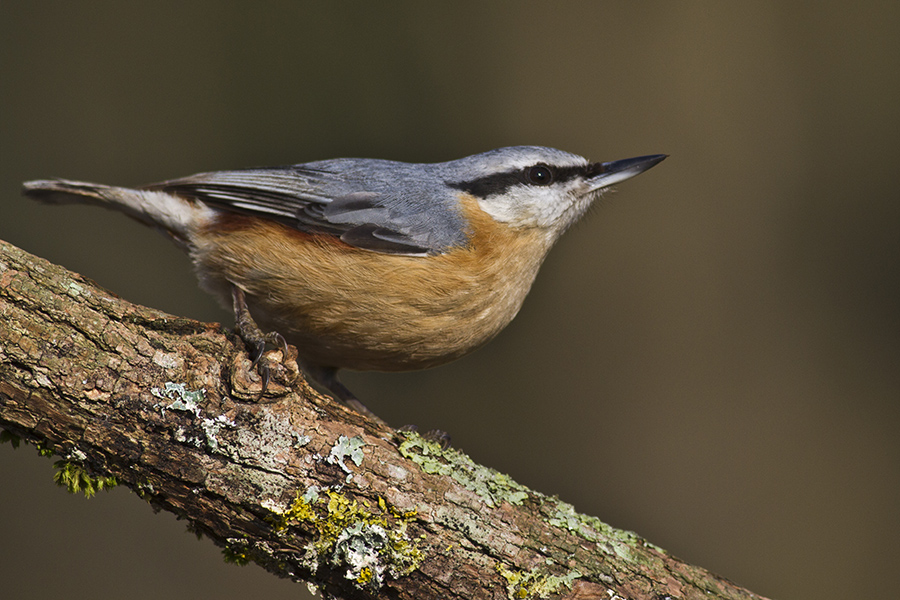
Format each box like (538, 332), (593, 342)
(2, 3), (898, 599)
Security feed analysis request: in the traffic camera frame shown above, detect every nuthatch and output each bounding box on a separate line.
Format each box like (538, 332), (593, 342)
(23, 146), (665, 423)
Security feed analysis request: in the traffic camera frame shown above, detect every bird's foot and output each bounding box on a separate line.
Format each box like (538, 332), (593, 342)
(300, 361), (390, 427)
(397, 424), (452, 449)
(231, 286), (294, 399)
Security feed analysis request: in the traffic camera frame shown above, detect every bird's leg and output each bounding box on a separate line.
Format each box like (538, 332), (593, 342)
(397, 424), (452, 449)
(302, 363), (450, 444)
(232, 286), (433, 438)
(300, 361), (390, 427)
(231, 286), (288, 396)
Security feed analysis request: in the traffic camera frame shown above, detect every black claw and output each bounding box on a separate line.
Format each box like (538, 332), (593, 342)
(396, 425), (451, 448)
(249, 341), (266, 370)
(423, 429), (452, 449)
(274, 332), (288, 356)
(257, 359), (270, 396)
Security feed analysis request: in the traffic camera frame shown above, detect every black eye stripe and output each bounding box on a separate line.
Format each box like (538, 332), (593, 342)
(448, 163), (603, 198)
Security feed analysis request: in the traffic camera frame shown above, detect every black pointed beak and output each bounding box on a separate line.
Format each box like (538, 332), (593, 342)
(587, 154), (667, 191)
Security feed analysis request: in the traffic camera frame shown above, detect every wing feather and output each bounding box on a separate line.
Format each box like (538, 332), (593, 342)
(146, 166), (438, 255)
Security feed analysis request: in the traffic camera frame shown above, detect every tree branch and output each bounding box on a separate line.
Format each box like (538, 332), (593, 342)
(0, 238), (767, 600)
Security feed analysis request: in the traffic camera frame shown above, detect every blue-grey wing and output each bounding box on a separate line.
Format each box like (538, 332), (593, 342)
(146, 164), (460, 255)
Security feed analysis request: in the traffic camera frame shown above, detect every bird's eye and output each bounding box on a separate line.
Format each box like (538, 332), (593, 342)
(525, 164), (554, 186)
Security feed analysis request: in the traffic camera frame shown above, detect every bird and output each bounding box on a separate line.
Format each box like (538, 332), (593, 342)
(23, 146), (665, 424)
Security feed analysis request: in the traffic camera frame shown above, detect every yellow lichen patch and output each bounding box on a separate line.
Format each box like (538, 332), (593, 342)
(496, 563), (583, 600)
(270, 488), (425, 591)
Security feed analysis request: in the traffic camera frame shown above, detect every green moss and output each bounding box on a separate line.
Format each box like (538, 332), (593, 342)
(270, 487), (424, 591)
(135, 479), (155, 501)
(222, 538), (252, 566)
(398, 431), (530, 507)
(3, 432), (118, 498)
(53, 460), (118, 498)
(0, 429), (22, 448)
(35, 441), (55, 457)
(496, 563), (582, 600)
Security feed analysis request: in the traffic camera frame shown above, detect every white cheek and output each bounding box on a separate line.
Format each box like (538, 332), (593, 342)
(476, 188), (572, 229)
(556, 193), (596, 233)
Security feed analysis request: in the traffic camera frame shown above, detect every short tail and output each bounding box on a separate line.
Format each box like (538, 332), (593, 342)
(22, 179), (215, 246)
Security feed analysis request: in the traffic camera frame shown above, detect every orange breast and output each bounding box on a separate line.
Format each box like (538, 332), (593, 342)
(191, 195), (553, 371)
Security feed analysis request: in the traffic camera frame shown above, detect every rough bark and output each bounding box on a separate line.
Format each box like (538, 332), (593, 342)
(0, 238), (767, 600)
